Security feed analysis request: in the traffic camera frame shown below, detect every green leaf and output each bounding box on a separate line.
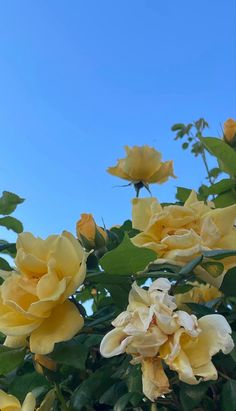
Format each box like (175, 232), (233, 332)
(9, 371), (50, 402)
(0, 216), (23, 233)
(114, 393), (134, 411)
(186, 303), (215, 317)
(230, 331), (236, 362)
(107, 283), (130, 310)
(0, 257), (12, 271)
(173, 284), (194, 295)
(0, 240), (17, 257)
(206, 179), (235, 195)
(70, 366), (112, 411)
(0, 191), (24, 215)
(180, 382), (209, 411)
(200, 137), (236, 176)
(100, 233), (156, 275)
(99, 382), (127, 406)
(220, 267), (236, 297)
(179, 255), (203, 275)
(221, 379), (236, 411)
(0, 345), (26, 375)
(214, 190), (236, 207)
(50, 338), (89, 370)
(202, 249), (236, 260)
(171, 123), (185, 131)
(201, 261), (224, 277)
(176, 187), (192, 202)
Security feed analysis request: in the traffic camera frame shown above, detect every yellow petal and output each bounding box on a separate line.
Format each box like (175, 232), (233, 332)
(132, 197), (162, 231)
(22, 392), (36, 411)
(0, 389), (21, 410)
(4, 335), (28, 348)
(30, 300), (84, 354)
(148, 160), (176, 183)
(141, 358), (170, 401)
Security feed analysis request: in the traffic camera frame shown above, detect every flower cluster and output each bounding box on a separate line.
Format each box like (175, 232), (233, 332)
(100, 279), (233, 401)
(0, 231), (87, 354)
(132, 191), (236, 286)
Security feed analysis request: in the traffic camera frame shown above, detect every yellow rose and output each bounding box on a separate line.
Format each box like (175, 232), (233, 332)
(132, 191), (236, 286)
(107, 145), (176, 194)
(0, 231), (87, 354)
(223, 118), (236, 147)
(159, 314), (233, 385)
(175, 281), (222, 309)
(76, 213), (107, 249)
(0, 390), (35, 411)
(100, 279), (233, 401)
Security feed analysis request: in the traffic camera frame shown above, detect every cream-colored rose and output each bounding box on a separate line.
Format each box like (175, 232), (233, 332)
(76, 213), (107, 249)
(100, 279), (233, 401)
(132, 191), (236, 286)
(0, 231), (87, 354)
(107, 145), (176, 185)
(159, 314), (234, 385)
(0, 390), (36, 411)
(223, 118), (236, 146)
(175, 281), (222, 309)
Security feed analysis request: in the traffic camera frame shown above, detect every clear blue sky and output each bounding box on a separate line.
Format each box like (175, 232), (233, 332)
(0, 0), (235, 241)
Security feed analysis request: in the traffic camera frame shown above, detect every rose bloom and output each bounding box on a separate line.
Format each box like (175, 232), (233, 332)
(223, 118), (236, 147)
(100, 279), (233, 401)
(0, 231), (87, 354)
(76, 213), (107, 249)
(107, 145), (176, 185)
(175, 281), (222, 309)
(132, 191), (236, 287)
(0, 390), (35, 411)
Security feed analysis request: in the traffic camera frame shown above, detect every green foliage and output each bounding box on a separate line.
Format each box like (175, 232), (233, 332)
(0, 345), (26, 375)
(100, 233), (157, 275)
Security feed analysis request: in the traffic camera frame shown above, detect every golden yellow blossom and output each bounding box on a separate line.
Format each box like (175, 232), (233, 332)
(223, 118), (236, 146)
(175, 282), (222, 309)
(0, 231), (87, 355)
(107, 146), (175, 188)
(76, 213), (107, 249)
(0, 390), (36, 411)
(100, 279), (233, 401)
(132, 191), (236, 286)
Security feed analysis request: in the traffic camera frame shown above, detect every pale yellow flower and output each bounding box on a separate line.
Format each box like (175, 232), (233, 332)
(132, 191), (236, 286)
(76, 213), (107, 249)
(223, 118), (236, 146)
(107, 145), (175, 186)
(100, 279), (233, 401)
(175, 282), (222, 309)
(0, 231), (87, 354)
(0, 390), (36, 411)
(159, 314), (233, 385)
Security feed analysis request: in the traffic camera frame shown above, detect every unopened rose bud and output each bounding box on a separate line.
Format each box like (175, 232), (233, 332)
(223, 118), (236, 147)
(76, 213), (107, 250)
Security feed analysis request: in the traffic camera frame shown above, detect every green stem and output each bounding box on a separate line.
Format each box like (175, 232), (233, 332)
(55, 383), (69, 411)
(201, 148), (214, 186)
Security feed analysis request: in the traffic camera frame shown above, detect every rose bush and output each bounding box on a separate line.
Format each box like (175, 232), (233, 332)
(0, 118), (235, 410)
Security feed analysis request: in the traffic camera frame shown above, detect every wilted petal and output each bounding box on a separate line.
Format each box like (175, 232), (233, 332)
(100, 328), (133, 358)
(141, 357), (170, 401)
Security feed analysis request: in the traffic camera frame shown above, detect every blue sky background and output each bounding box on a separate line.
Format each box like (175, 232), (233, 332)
(0, 0), (235, 242)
